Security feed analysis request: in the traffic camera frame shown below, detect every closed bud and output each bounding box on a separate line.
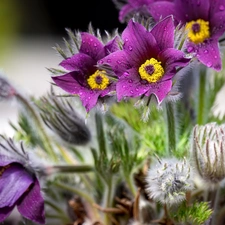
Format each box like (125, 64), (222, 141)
(37, 89), (91, 146)
(191, 123), (225, 185)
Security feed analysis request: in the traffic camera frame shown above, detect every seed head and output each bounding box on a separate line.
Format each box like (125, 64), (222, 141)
(145, 157), (194, 206)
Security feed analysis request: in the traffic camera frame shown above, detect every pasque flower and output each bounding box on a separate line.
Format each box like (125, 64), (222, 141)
(148, 0), (225, 71)
(98, 16), (190, 105)
(52, 32), (120, 112)
(0, 137), (45, 224)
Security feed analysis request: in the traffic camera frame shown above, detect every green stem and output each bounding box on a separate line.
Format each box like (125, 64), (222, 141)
(197, 66), (207, 125)
(52, 165), (94, 173)
(45, 200), (69, 218)
(54, 181), (100, 221)
(104, 180), (113, 225)
(211, 185), (221, 225)
(126, 173), (136, 197)
(15, 92), (58, 161)
(165, 101), (176, 154)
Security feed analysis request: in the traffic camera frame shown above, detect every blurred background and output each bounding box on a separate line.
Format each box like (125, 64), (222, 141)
(0, 0), (126, 136)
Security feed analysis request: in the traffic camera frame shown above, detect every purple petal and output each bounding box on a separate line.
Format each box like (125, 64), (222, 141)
(79, 90), (100, 112)
(17, 179), (45, 224)
(119, 4), (136, 22)
(119, 0), (152, 23)
(145, 79), (172, 104)
(0, 164), (34, 208)
(148, 2), (177, 23)
(52, 71), (86, 94)
(116, 68), (150, 101)
(122, 20), (159, 66)
(158, 48), (191, 79)
(0, 206), (14, 222)
(98, 50), (131, 77)
(150, 16), (175, 51)
(187, 40), (222, 71)
(100, 83), (116, 97)
(104, 36), (120, 55)
(174, 0), (210, 22)
(80, 32), (105, 61)
(60, 53), (96, 72)
(209, 2), (225, 39)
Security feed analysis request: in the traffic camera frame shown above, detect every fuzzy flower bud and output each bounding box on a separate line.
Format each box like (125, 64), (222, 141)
(145, 157), (194, 206)
(191, 123), (225, 184)
(37, 89), (91, 146)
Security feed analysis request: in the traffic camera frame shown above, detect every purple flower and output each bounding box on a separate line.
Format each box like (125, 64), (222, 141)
(51, 32), (120, 112)
(0, 139), (45, 224)
(148, 0), (225, 71)
(114, 0), (173, 23)
(98, 16), (190, 105)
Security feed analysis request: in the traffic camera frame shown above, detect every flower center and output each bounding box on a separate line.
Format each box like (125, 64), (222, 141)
(87, 70), (110, 90)
(185, 19), (210, 44)
(138, 58), (164, 83)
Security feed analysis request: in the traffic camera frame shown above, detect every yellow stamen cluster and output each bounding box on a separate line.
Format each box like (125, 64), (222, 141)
(139, 58), (164, 83)
(185, 19), (210, 44)
(87, 70), (110, 90)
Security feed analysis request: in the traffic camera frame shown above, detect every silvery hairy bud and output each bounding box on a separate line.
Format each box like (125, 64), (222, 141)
(191, 123), (225, 185)
(37, 88), (91, 146)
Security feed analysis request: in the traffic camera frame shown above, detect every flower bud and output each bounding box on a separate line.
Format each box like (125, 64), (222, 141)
(191, 123), (225, 184)
(37, 89), (91, 146)
(145, 157), (194, 206)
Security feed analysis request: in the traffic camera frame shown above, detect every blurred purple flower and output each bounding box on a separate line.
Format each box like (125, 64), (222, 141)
(113, 0), (173, 23)
(52, 32), (120, 112)
(98, 16), (190, 105)
(148, 0), (225, 71)
(0, 140), (45, 224)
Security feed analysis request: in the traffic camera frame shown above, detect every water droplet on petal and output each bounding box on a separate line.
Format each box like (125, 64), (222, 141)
(128, 45), (133, 51)
(124, 72), (129, 76)
(90, 38), (93, 42)
(117, 60), (121, 64)
(88, 96), (91, 100)
(125, 38), (129, 42)
(204, 50), (208, 53)
(128, 79), (133, 83)
(122, 85), (126, 88)
(214, 55), (218, 59)
(187, 46), (193, 52)
(99, 60), (104, 64)
(219, 5), (225, 11)
(136, 87), (139, 91)
(94, 43), (97, 47)
(130, 90), (134, 94)
(207, 62), (212, 67)
(107, 59), (111, 63)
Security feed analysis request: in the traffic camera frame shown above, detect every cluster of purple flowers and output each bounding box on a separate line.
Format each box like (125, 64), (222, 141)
(52, 0), (225, 114)
(52, 16), (190, 113)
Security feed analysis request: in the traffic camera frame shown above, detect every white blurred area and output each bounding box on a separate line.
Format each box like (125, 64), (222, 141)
(0, 37), (61, 137)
